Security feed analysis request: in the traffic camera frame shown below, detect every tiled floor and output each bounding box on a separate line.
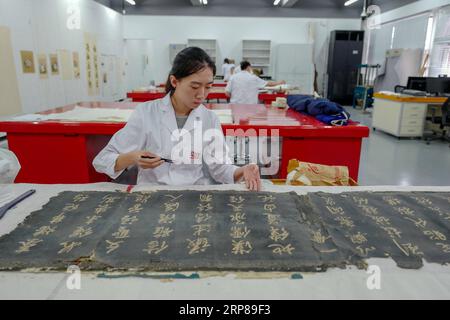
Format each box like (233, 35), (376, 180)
(346, 107), (450, 186)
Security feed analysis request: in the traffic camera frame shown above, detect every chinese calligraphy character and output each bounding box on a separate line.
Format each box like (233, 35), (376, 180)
(16, 239), (43, 253)
(164, 194), (183, 202)
(269, 226), (289, 242)
(326, 206), (344, 215)
(423, 230), (447, 241)
(355, 245), (375, 257)
(73, 194), (89, 202)
(230, 195), (245, 204)
(33, 226), (56, 237)
(404, 217), (427, 229)
(382, 196), (401, 206)
(230, 211), (246, 224)
(50, 213), (65, 225)
(62, 203), (79, 212)
(192, 224), (211, 237)
(352, 197), (368, 206)
(231, 240), (253, 255)
(197, 203), (213, 212)
(143, 240), (169, 255)
(395, 207), (415, 217)
(195, 212), (212, 223)
(94, 203), (111, 215)
(121, 215), (139, 225)
(186, 238), (210, 254)
(264, 213), (281, 226)
(230, 226), (251, 239)
(153, 226), (174, 238)
(200, 194), (213, 202)
(349, 232), (368, 244)
(268, 243), (295, 255)
(69, 226), (93, 238)
(112, 226), (130, 239)
(311, 230), (331, 244)
(163, 202), (180, 213)
(258, 195), (276, 203)
(263, 203), (277, 213)
(128, 203), (143, 214)
(58, 241), (81, 254)
(159, 213), (176, 224)
(105, 240), (123, 254)
(335, 216), (355, 228)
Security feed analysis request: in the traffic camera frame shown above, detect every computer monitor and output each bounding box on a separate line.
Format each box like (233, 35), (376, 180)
(407, 77), (427, 91)
(426, 77), (450, 95)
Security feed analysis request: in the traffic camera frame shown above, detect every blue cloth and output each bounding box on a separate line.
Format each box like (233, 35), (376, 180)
(287, 94), (350, 126)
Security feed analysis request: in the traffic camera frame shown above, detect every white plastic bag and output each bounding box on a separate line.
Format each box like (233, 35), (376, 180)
(0, 149), (21, 183)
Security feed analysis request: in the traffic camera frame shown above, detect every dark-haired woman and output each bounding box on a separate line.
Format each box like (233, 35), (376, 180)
(93, 47), (261, 191)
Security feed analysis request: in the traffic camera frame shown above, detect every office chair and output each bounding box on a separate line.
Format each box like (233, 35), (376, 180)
(394, 85), (406, 93)
(424, 97), (450, 147)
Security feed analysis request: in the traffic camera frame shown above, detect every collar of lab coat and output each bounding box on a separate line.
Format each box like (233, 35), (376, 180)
(160, 93), (204, 138)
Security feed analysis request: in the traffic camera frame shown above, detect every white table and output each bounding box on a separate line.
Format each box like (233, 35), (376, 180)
(0, 182), (449, 299)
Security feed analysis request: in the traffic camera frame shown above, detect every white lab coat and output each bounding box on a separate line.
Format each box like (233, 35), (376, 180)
(225, 71), (267, 104)
(222, 63), (235, 81)
(93, 94), (238, 185)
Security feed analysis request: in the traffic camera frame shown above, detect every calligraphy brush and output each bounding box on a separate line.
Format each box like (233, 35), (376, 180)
(141, 155), (174, 163)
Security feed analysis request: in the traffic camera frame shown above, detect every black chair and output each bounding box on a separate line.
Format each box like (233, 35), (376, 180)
(424, 97), (450, 146)
(394, 85), (406, 93)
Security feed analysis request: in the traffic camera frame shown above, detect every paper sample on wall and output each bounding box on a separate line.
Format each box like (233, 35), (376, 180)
(58, 49), (73, 80)
(84, 33), (100, 96)
(73, 51), (80, 79)
(49, 54), (59, 75)
(20, 51), (35, 74)
(0, 26), (22, 116)
(38, 54), (48, 79)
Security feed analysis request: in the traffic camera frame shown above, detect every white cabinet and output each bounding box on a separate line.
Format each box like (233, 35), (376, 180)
(275, 43), (314, 94)
(372, 98), (428, 137)
(169, 44), (187, 64)
(242, 40), (271, 76)
(187, 39), (217, 64)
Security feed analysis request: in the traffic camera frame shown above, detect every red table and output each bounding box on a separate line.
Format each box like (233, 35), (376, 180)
(258, 93), (287, 104)
(127, 88), (286, 104)
(0, 102), (369, 183)
(156, 82), (226, 88)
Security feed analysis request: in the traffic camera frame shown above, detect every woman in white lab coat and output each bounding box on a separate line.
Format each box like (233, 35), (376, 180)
(93, 47), (261, 191)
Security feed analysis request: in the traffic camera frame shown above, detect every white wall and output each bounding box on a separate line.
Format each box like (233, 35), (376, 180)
(377, 0), (450, 24)
(0, 0), (126, 114)
(367, 14), (430, 66)
(123, 16), (361, 94)
(124, 39), (155, 92)
(365, 0), (450, 67)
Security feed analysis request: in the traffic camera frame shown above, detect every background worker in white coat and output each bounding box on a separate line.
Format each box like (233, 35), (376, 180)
(225, 61), (285, 104)
(221, 58), (234, 82)
(93, 47), (261, 191)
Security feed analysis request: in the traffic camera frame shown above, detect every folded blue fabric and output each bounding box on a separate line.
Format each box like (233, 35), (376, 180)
(287, 94), (351, 126)
(286, 95), (313, 112)
(316, 112), (350, 126)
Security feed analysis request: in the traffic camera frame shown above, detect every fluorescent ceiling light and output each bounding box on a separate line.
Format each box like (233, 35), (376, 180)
(273, 0), (281, 5)
(125, 0), (136, 5)
(202, 0), (208, 4)
(344, 0), (359, 6)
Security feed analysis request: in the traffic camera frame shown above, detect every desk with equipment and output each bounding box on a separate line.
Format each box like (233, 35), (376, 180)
(373, 76), (450, 138)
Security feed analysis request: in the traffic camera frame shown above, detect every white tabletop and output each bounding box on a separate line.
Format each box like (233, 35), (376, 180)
(0, 182), (449, 300)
